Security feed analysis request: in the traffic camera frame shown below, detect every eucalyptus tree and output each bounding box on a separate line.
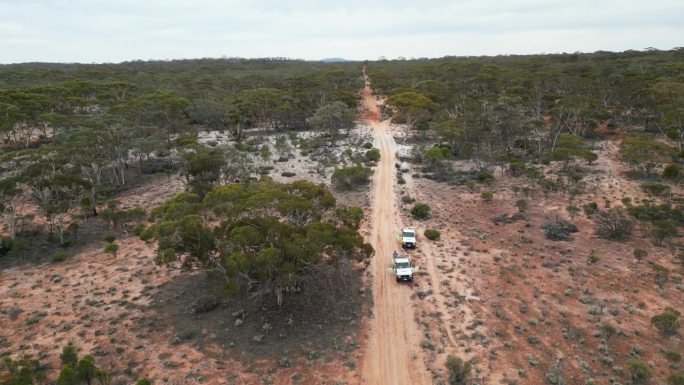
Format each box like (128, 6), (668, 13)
(144, 180), (373, 307)
(307, 101), (356, 140)
(385, 91), (438, 130)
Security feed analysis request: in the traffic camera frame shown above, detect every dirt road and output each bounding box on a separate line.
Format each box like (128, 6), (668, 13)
(360, 70), (431, 385)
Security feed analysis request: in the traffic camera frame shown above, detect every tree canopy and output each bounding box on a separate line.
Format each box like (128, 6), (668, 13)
(142, 180), (373, 306)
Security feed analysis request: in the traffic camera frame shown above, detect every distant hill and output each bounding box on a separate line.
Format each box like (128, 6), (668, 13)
(320, 57), (349, 63)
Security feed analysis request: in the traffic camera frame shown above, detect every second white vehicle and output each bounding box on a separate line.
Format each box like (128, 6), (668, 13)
(392, 251), (414, 282)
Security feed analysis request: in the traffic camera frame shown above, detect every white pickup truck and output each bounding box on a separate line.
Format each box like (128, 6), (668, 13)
(393, 251), (414, 282)
(401, 227), (417, 249)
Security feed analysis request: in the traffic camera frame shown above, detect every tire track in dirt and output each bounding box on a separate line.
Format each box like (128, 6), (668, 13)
(416, 229), (458, 348)
(359, 69), (431, 385)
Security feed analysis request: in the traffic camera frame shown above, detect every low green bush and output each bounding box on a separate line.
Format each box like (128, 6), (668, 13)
(401, 195), (416, 204)
(446, 356), (471, 385)
(365, 148), (381, 162)
(481, 191), (493, 201)
(52, 251), (69, 263)
(587, 253), (600, 264)
(627, 359), (651, 384)
(331, 164), (372, 190)
(669, 374), (684, 385)
(104, 242), (119, 256)
(411, 203), (431, 220)
(642, 182), (671, 196)
(663, 163), (680, 180)
(651, 307), (680, 336)
(475, 170), (493, 182)
(665, 350), (681, 362)
(193, 294), (220, 314)
(583, 202), (598, 216)
(541, 220), (578, 241)
(424, 229), (440, 240)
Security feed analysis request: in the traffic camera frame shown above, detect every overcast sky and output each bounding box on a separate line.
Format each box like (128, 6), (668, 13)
(0, 0), (682, 64)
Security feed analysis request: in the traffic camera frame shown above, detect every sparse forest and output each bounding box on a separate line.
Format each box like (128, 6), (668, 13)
(1, 49), (683, 385)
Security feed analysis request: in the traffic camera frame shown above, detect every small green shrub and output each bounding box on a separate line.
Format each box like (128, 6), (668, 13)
(541, 221), (578, 241)
(665, 350), (681, 362)
(365, 148), (381, 162)
(627, 359), (651, 384)
(652, 219), (678, 246)
(446, 355), (471, 385)
(0, 237), (23, 257)
(587, 253), (600, 264)
(634, 248), (647, 260)
(104, 243), (119, 256)
(596, 208), (632, 241)
(566, 204), (580, 218)
(475, 170), (493, 182)
(401, 195), (416, 204)
(516, 199), (528, 212)
(132, 223), (145, 237)
(336, 206), (364, 229)
(509, 159), (526, 176)
(136, 379), (152, 385)
(52, 251), (69, 263)
(424, 229), (440, 240)
(481, 191), (493, 201)
(669, 374), (684, 385)
(331, 164), (372, 190)
(411, 203), (431, 220)
(362, 142), (373, 149)
(281, 171), (296, 177)
(104, 234), (116, 243)
(193, 294), (220, 314)
(662, 163), (680, 180)
(583, 202), (598, 216)
(140, 227), (154, 241)
(642, 182), (671, 196)
(651, 307), (680, 336)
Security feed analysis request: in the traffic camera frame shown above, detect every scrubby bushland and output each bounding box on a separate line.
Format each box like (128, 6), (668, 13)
(411, 203), (431, 220)
(336, 205), (364, 229)
(541, 220), (578, 241)
(0, 59), (362, 258)
(143, 180), (373, 307)
(642, 182), (671, 197)
(331, 164), (372, 190)
(620, 136), (674, 178)
(369, 50), (684, 171)
(0, 344), (110, 385)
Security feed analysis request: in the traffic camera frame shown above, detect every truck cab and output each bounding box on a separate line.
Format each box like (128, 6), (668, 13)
(393, 252), (413, 282)
(401, 227), (416, 249)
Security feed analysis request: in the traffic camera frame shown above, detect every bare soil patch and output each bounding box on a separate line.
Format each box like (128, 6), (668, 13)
(149, 265), (370, 364)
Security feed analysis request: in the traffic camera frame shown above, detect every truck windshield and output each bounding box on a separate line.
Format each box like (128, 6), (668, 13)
(396, 262), (410, 269)
(402, 231), (414, 238)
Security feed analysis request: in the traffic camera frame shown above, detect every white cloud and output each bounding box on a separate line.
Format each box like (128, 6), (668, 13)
(0, 0), (681, 63)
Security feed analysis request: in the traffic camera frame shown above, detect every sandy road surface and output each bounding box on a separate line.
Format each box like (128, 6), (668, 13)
(359, 70), (431, 385)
